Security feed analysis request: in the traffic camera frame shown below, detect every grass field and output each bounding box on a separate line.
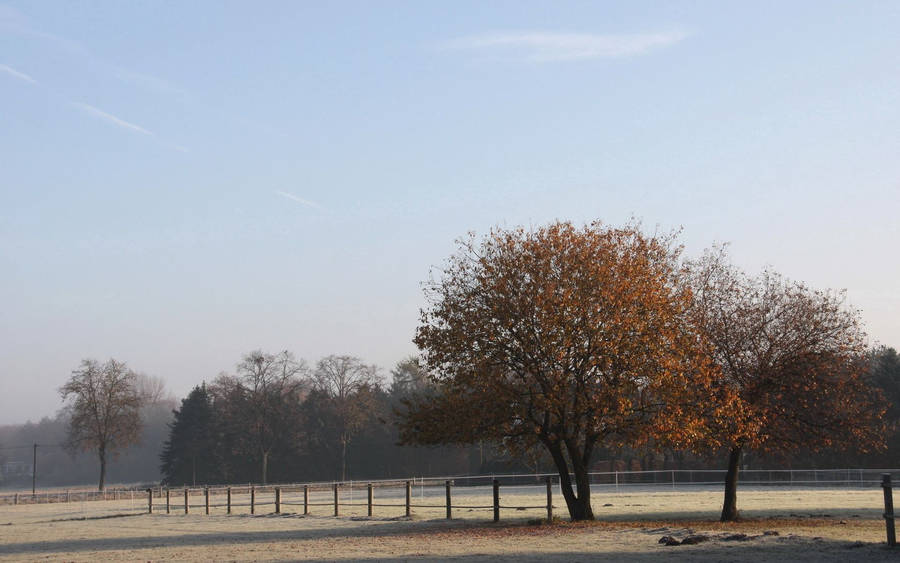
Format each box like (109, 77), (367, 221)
(0, 487), (896, 561)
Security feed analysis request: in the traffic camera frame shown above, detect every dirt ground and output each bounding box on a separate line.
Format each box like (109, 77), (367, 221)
(0, 487), (896, 561)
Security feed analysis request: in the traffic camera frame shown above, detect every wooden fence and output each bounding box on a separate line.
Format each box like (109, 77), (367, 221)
(2, 471), (897, 545)
(143, 478), (553, 523)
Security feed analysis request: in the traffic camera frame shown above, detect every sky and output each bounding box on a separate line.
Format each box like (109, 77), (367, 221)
(1, 1), (898, 424)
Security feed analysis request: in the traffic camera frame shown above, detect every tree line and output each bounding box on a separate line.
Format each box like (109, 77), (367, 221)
(159, 353), (477, 487)
(4, 220), (898, 525)
(3, 346), (898, 514)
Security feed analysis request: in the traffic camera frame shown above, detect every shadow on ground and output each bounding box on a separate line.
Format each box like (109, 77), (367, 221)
(0, 514), (894, 561)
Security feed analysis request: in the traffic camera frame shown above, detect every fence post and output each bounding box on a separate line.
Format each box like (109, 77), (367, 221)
(251, 486), (256, 515)
(883, 474), (896, 547)
(492, 479), (500, 522)
(445, 480), (452, 520)
(14, 493), (18, 505)
(205, 487), (210, 515)
(227, 487), (232, 515)
(66, 490), (70, 503)
(546, 476), (553, 521)
(166, 488), (170, 514)
(333, 483), (339, 516)
(147, 489), (153, 514)
(275, 487), (281, 514)
(367, 483), (373, 517)
(184, 488), (189, 514)
(303, 485), (309, 515)
(405, 481), (411, 517)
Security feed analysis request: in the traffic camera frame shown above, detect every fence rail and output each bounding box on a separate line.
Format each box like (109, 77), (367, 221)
(4, 469), (897, 546)
(0, 486), (154, 506)
(3, 468), (899, 508)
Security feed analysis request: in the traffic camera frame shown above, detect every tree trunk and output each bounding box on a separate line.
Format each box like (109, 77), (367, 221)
(567, 439), (595, 521)
(261, 450), (269, 485)
(721, 445), (742, 522)
(98, 446), (107, 492)
(547, 443), (576, 515)
(570, 462), (594, 520)
(191, 455), (196, 487)
(545, 439), (594, 521)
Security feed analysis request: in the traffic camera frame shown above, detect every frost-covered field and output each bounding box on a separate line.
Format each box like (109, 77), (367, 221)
(0, 487), (895, 561)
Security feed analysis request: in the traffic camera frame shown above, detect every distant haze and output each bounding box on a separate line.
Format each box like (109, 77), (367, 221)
(2, 1), (898, 424)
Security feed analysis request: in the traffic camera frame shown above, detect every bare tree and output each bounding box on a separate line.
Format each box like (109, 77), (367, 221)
(59, 359), (143, 491)
(389, 356), (432, 399)
(134, 373), (169, 405)
(313, 355), (381, 481)
(235, 350), (307, 484)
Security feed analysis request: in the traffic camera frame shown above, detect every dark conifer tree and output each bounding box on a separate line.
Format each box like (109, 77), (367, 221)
(160, 385), (220, 486)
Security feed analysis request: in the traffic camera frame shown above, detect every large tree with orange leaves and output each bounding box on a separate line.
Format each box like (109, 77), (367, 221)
(400, 222), (720, 521)
(686, 249), (887, 521)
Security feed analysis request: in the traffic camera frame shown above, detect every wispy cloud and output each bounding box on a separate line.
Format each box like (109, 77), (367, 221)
(3, 5), (178, 93)
(3, 6), (188, 153)
(443, 30), (689, 62)
(70, 102), (154, 136)
(0, 63), (36, 83)
(0, 4), (87, 55)
(275, 191), (322, 210)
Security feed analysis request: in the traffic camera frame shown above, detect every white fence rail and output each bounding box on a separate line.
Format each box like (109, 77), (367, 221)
(2, 468), (898, 507)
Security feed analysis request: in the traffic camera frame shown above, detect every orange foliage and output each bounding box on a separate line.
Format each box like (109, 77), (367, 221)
(687, 247), (886, 454)
(401, 222), (722, 520)
(685, 247), (887, 520)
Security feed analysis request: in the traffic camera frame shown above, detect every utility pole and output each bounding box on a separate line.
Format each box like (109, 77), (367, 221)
(32, 443), (37, 496)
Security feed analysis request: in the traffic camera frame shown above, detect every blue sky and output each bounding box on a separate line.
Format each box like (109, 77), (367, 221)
(1, 1), (898, 423)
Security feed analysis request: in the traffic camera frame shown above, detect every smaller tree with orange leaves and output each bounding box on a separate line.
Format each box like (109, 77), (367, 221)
(400, 221), (721, 521)
(686, 248), (887, 521)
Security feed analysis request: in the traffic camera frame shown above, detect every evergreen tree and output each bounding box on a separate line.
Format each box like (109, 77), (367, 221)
(870, 347), (900, 464)
(160, 385), (219, 486)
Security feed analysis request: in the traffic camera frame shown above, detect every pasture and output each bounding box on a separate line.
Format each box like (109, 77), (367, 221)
(0, 484), (896, 561)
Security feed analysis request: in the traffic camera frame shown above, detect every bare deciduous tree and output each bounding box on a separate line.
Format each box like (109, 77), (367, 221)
(234, 350), (307, 484)
(59, 358), (143, 491)
(313, 355), (381, 481)
(134, 373), (169, 405)
(389, 357), (432, 399)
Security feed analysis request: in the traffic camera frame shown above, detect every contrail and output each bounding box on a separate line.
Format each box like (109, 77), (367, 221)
(275, 190), (322, 209)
